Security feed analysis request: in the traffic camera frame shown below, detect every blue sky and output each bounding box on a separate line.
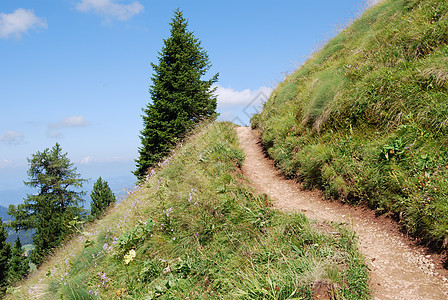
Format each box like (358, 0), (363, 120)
(0, 0), (380, 204)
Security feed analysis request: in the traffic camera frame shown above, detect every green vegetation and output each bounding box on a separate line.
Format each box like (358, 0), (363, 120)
(7, 238), (29, 284)
(252, 0), (448, 250)
(134, 8), (218, 180)
(8, 143), (87, 266)
(0, 219), (11, 293)
(0, 222), (29, 295)
(6, 122), (369, 299)
(90, 177), (116, 219)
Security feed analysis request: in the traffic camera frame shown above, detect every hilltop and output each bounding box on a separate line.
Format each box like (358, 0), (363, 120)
(252, 0), (448, 250)
(6, 122), (368, 299)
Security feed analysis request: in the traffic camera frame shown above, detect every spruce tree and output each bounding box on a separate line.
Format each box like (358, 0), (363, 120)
(8, 143), (86, 266)
(0, 219), (11, 292)
(90, 177), (116, 218)
(8, 237), (29, 284)
(134, 8), (218, 179)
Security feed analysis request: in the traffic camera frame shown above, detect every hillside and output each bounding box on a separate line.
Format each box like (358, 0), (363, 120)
(6, 122), (368, 299)
(252, 0), (448, 250)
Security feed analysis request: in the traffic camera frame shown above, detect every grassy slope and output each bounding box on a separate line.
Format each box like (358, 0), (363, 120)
(252, 0), (448, 250)
(6, 122), (368, 299)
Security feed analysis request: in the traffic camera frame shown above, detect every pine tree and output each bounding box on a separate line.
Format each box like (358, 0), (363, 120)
(134, 8), (218, 179)
(8, 143), (86, 266)
(8, 237), (29, 284)
(90, 177), (116, 219)
(0, 219), (11, 292)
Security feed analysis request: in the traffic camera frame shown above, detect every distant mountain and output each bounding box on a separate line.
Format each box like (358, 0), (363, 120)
(0, 186), (31, 207)
(0, 205), (33, 244)
(0, 175), (134, 245)
(7, 229), (34, 245)
(0, 205), (9, 221)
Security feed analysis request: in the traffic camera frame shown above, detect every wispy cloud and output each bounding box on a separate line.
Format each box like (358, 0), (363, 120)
(80, 155), (129, 165)
(0, 159), (13, 169)
(366, 0), (383, 8)
(76, 0), (144, 21)
(80, 156), (94, 165)
(214, 85), (273, 108)
(0, 130), (24, 145)
(0, 8), (47, 39)
(47, 115), (90, 138)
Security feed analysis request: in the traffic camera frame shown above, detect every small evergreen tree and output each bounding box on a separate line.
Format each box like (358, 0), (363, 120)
(90, 177), (116, 218)
(8, 143), (86, 266)
(0, 219), (11, 292)
(134, 8), (218, 179)
(8, 237), (29, 284)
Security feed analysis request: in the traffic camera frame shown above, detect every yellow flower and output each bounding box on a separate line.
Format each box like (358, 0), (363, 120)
(123, 249), (136, 265)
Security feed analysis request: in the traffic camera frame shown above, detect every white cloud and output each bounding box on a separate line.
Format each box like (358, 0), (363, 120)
(47, 115), (90, 138)
(366, 0), (383, 8)
(76, 0), (144, 21)
(0, 130), (24, 145)
(214, 86), (273, 126)
(0, 8), (47, 39)
(53, 115), (90, 128)
(214, 85), (273, 108)
(80, 156), (94, 165)
(0, 159), (13, 169)
(80, 155), (129, 165)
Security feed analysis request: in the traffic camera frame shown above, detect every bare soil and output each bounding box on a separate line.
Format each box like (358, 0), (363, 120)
(236, 126), (448, 300)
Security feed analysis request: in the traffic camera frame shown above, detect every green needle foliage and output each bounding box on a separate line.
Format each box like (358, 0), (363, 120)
(90, 177), (116, 219)
(8, 238), (29, 284)
(134, 8), (218, 180)
(0, 219), (11, 293)
(8, 143), (87, 266)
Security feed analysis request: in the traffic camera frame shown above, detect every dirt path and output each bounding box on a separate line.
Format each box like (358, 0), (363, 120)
(236, 126), (448, 300)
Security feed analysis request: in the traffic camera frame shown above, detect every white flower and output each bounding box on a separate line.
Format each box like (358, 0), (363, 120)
(123, 249), (136, 265)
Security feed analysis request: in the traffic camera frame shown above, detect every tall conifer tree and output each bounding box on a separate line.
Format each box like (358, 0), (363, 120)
(8, 143), (86, 265)
(0, 219), (11, 292)
(135, 8), (218, 179)
(8, 237), (29, 284)
(90, 177), (116, 218)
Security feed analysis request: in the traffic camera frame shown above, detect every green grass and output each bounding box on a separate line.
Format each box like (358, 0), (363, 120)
(6, 122), (369, 299)
(252, 0), (448, 250)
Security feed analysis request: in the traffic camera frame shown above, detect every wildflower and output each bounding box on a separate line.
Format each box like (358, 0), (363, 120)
(164, 206), (174, 217)
(124, 249), (136, 265)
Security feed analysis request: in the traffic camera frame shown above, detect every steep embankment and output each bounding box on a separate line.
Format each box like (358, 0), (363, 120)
(237, 126), (448, 299)
(6, 122), (369, 299)
(252, 0), (448, 250)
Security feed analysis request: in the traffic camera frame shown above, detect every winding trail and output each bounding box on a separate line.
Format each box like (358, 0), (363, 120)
(236, 126), (448, 300)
